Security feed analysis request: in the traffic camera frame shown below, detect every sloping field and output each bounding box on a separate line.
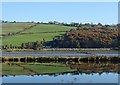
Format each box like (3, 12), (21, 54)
(3, 33), (64, 46)
(2, 22), (35, 35)
(21, 24), (75, 33)
(2, 23), (75, 46)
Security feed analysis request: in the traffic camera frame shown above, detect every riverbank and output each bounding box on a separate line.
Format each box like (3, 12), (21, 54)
(2, 48), (113, 52)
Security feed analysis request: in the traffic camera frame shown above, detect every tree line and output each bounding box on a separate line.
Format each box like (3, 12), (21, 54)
(46, 26), (119, 48)
(2, 39), (46, 50)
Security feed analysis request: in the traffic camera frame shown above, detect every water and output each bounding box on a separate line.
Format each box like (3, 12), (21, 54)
(2, 50), (119, 56)
(2, 73), (118, 83)
(2, 61), (120, 83)
(2, 50), (119, 84)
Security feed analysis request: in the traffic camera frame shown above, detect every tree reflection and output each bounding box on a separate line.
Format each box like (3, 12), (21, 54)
(2, 61), (120, 77)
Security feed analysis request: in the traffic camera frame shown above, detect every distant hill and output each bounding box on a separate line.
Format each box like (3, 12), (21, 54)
(2, 22), (119, 49)
(2, 22), (75, 46)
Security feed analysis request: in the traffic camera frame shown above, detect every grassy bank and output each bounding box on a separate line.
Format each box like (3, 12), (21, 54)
(2, 22), (35, 35)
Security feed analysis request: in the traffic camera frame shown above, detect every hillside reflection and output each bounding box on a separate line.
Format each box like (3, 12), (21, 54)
(67, 62), (120, 74)
(2, 61), (120, 77)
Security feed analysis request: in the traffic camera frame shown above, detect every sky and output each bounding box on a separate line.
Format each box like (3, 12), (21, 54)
(2, 0), (119, 2)
(2, 2), (118, 24)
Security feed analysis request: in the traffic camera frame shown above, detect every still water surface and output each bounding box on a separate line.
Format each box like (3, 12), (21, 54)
(2, 50), (119, 56)
(2, 50), (119, 83)
(2, 73), (118, 83)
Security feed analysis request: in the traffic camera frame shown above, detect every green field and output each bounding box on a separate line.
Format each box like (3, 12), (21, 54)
(3, 33), (64, 46)
(2, 22), (35, 35)
(2, 23), (75, 46)
(22, 24), (74, 33)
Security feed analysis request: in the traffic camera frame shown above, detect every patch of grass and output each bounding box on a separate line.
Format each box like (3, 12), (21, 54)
(22, 24), (75, 33)
(2, 22), (35, 35)
(2, 23), (75, 46)
(2, 32), (64, 46)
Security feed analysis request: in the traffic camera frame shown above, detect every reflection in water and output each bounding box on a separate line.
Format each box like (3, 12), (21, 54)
(2, 61), (120, 76)
(68, 62), (120, 74)
(2, 56), (120, 63)
(2, 58), (120, 83)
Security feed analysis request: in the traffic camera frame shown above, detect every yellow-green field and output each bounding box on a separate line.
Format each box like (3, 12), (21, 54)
(2, 22), (35, 35)
(2, 23), (75, 46)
